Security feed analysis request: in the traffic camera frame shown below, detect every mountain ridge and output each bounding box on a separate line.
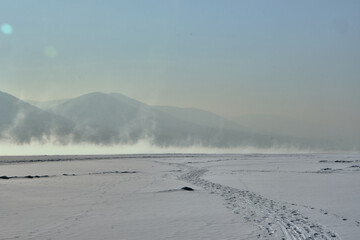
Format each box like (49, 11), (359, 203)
(0, 91), (341, 150)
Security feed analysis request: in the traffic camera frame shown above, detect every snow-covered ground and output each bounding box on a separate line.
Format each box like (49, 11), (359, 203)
(0, 153), (359, 239)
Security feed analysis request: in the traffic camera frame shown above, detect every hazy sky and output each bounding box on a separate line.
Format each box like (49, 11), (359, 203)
(1, 0), (359, 138)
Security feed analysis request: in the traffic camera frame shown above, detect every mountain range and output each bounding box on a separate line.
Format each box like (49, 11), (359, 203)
(0, 90), (340, 150)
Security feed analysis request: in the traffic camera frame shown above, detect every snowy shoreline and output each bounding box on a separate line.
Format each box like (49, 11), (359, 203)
(1, 153), (359, 239)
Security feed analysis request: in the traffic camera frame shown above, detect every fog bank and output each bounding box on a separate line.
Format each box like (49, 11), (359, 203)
(0, 140), (348, 156)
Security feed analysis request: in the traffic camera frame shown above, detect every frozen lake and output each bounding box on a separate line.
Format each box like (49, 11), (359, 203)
(1, 153), (359, 239)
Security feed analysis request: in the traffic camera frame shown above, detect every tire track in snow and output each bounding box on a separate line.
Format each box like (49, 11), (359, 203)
(179, 167), (341, 240)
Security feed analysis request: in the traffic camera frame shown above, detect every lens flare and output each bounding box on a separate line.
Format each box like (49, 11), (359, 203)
(44, 46), (58, 58)
(1, 23), (13, 35)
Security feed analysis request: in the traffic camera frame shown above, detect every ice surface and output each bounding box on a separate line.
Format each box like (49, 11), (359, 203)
(0, 153), (359, 239)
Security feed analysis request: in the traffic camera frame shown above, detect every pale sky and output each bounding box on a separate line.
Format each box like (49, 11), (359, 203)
(1, 0), (359, 142)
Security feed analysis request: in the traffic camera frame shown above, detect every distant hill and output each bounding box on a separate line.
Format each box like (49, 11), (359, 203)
(0, 91), (339, 150)
(27, 99), (68, 110)
(49, 92), (247, 146)
(230, 114), (359, 151)
(154, 106), (246, 131)
(0, 91), (74, 143)
(49, 92), (159, 144)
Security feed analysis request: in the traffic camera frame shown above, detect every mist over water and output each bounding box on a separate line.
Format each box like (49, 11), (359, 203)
(1, 90), (358, 155)
(0, 140), (333, 156)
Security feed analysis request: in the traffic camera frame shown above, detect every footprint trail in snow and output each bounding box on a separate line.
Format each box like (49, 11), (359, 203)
(179, 166), (341, 240)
